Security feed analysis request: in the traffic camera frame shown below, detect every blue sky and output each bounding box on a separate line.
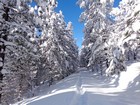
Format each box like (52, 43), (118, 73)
(113, 0), (122, 7)
(56, 0), (121, 48)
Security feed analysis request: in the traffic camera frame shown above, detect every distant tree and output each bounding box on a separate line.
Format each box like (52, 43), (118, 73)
(78, 0), (113, 75)
(65, 21), (79, 73)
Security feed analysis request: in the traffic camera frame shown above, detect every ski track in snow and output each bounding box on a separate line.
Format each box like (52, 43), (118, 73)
(69, 72), (86, 105)
(15, 62), (140, 105)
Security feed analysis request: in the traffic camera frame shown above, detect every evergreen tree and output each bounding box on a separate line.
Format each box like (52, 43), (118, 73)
(78, 0), (113, 75)
(106, 0), (140, 75)
(0, 0), (38, 104)
(34, 0), (78, 85)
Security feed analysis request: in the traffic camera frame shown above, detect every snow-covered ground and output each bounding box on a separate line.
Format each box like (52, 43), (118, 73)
(14, 62), (140, 105)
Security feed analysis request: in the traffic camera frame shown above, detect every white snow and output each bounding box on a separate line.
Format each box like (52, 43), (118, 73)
(80, 1), (86, 8)
(88, 43), (93, 48)
(111, 7), (120, 16)
(100, 0), (106, 4)
(123, 33), (137, 43)
(51, 0), (56, 6)
(30, 37), (35, 42)
(29, 7), (34, 14)
(13, 62), (140, 105)
(34, 6), (38, 10)
(117, 62), (140, 90)
(132, 20), (140, 32)
(0, 62), (3, 67)
(134, 3), (140, 13)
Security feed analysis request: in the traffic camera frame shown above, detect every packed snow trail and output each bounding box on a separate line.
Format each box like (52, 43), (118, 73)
(16, 62), (140, 105)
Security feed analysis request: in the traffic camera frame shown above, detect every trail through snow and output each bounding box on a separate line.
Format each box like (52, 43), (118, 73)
(15, 62), (140, 105)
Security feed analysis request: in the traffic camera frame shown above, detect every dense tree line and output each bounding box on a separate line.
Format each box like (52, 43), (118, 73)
(0, 0), (78, 104)
(78, 0), (140, 75)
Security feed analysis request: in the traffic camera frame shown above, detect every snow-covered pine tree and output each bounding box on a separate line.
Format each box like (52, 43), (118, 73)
(42, 11), (77, 82)
(65, 21), (79, 74)
(78, 0), (114, 75)
(34, 0), (78, 86)
(34, 0), (58, 86)
(106, 0), (140, 75)
(118, 0), (140, 61)
(0, 0), (39, 104)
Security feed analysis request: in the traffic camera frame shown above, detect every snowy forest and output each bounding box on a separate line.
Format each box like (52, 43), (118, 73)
(0, 0), (140, 105)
